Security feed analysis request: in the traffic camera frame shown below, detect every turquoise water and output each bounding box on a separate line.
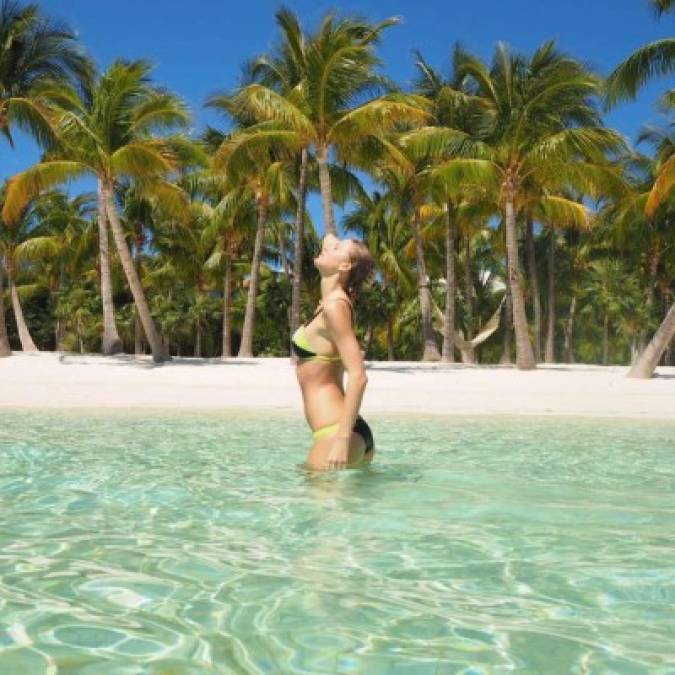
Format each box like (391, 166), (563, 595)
(0, 409), (674, 674)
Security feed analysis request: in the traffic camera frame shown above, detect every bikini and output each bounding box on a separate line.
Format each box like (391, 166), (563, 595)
(291, 298), (374, 453)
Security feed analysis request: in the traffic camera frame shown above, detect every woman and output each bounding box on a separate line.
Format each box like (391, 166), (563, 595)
(291, 232), (376, 470)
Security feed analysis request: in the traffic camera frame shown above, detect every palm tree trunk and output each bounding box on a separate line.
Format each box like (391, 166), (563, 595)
(134, 312), (143, 354)
(0, 258), (11, 357)
(317, 145), (336, 236)
(365, 323), (374, 359)
(545, 226), (556, 363)
(8, 269), (38, 352)
(133, 240), (147, 355)
(500, 276), (513, 364)
(222, 254), (232, 358)
(279, 224), (290, 276)
(628, 301), (675, 378)
(564, 296), (576, 363)
(504, 184), (536, 370)
(77, 316), (84, 353)
(412, 206), (440, 361)
(442, 201), (456, 362)
(195, 319), (202, 358)
(101, 179), (169, 363)
(387, 315), (395, 360)
(526, 217), (542, 361)
(464, 233), (473, 342)
(97, 179), (123, 355)
(602, 313), (609, 365)
(238, 194), (269, 357)
(290, 147), (308, 345)
(639, 244), (661, 351)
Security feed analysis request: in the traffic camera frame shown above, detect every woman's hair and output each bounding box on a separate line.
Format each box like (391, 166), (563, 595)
(342, 238), (375, 305)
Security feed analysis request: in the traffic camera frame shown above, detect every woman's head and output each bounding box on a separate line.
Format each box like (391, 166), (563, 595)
(314, 233), (375, 302)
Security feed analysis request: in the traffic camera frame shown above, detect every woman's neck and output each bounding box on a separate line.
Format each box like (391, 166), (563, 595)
(320, 275), (348, 302)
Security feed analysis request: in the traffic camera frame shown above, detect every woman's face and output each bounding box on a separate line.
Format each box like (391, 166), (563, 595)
(314, 233), (352, 276)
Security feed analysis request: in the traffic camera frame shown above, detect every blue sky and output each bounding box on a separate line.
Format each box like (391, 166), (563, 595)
(3, 0), (673, 236)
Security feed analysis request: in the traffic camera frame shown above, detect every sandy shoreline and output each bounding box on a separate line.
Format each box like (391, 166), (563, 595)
(1, 351), (674, 421)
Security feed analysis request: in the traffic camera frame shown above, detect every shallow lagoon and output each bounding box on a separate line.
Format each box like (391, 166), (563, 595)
(0, 409), (674, 674)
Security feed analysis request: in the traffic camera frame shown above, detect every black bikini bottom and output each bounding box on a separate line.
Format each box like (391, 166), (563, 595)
(353, 414), (374, 453)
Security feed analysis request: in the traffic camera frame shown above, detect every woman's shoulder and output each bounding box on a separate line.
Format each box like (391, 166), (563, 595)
(321, 294), (353, 310)
(321, 294), (354, 324)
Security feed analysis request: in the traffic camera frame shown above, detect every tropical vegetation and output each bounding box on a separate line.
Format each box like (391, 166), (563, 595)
(1, 0), (673, 376)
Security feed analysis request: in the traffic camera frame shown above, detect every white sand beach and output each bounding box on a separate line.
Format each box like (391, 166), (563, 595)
(1, 351), (674, 420)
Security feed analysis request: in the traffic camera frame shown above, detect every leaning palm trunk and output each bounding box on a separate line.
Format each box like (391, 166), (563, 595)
(290, 147), (309, 344)
(0, 259), (11, 357)
(317, 145), (336, 236)
(100, 179), (168, 363)
(627, 302), (675, 378)
(412, 207), (440, 361)
(133, 248), (145, 355)
(96, 179), (123, 355)
(545, 226), (556, 363)
(222, 255), (233, 358)
(441, 202), (456, 362)
(238, 196), (269, 357)
(8, 273), (38, 351)
(504, 186), (536, 369)
(526, 218), (542, 361)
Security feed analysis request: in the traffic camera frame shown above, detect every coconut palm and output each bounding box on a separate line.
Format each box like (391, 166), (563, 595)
(201, 190), (254, 358)
(0, 0), (92, 356)
(343, 188), (416, 359)
(604, 0), (675, 110)
(1, 59), (192, 362)
(11, 190), (97, 349)
(0, 0), (92, 151)
(367, 139), (444, 360)
(411, 48), (489, 362)
(205, 121), (296, 357)
(0, 187), (42, 350)
(415, 41), (628, 369)
(604, 2), (675, 219)
(217, 12), (431, 237)
(619, 149), (675, 377)
(246, 8), (312, 340)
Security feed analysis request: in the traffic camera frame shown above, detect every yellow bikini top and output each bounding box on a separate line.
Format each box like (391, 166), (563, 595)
(291, 298), (353, 362)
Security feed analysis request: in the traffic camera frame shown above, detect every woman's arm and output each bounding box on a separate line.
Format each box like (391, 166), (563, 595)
(322, 299), (368, 439)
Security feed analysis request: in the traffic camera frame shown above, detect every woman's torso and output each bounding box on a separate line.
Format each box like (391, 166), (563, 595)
(293, 296), (353, 429)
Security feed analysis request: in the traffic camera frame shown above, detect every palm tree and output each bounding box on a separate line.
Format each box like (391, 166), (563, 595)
(604, 0), (675, 110)
(0, 0), (92, 149)
(1, 59), (192, 362)
(412, 46), (502, 362)
(421, 41), (627, 369)
(247, 8), (311, 342)
(605, 1), (675, 219)
(343, 189), (415, 359)
(201, 190), (253, 358)
(369, 141), (443, 360)
(206, 122), (295, 357)
(12, 190), (97, 349)
(0, 188), (41, 350)
(0, 0), (92, 356)
(218, 12), (431, 237)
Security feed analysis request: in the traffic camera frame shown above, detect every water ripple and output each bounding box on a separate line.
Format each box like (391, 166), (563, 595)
(1, 410), (674, 673)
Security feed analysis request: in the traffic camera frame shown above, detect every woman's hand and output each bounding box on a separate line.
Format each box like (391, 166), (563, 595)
(326, 436), (350, 470)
